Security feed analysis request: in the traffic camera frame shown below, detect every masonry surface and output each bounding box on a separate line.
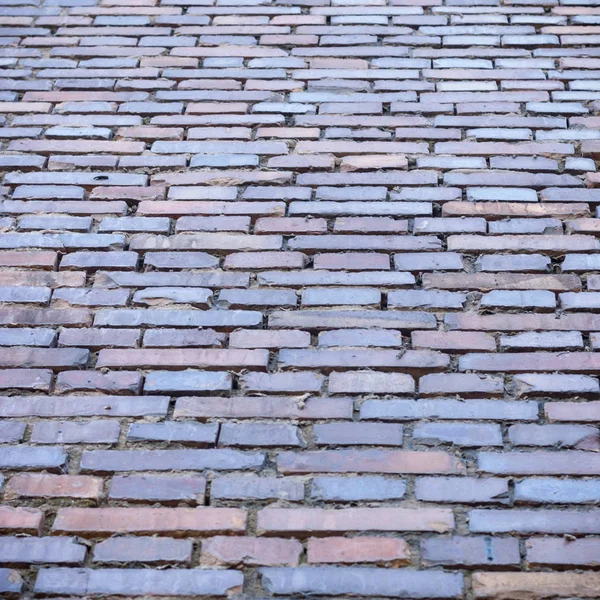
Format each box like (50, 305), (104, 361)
(0, 0), (600, 597)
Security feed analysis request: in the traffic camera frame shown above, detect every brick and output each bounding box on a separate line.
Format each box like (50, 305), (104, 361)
(526, 537), (600, 567)
(508, 424), (598, 448)
(144, 371), (232, 395)
(212, 476), (303, 501)
(361, 399), (537, 421)
(128, 422), (218, 445)
(307, 537), (410, 565)
(278, 450), (464, 474)
(415, 477), (509, 503)
(201, 536), (302, 567)
(311, 476), (406, 502)
(241, 371), (324, 394)
(314, 423), (403, 446)
(419, 374), (503, 398)
(0, 569), (22, 595)
(0, 369), (52, 392)
(0, 422), (26, 443)
(31, 421), (120, 444)
(109, 475), (206, 504)
(0, 348), (88, 370)
(94, 537), (192, 564)
(0, 396), (168, 418)
(52, 508), (246, 536)
(0, 446), (66, 471)
(412, 331), (496, 353)
(459, 353), (600, 374)
(414, 423), (503, 446)
(421, 536), (520, 567)
(514, 479), (600, 504)
(81, 449), (264, 473)
(55, 371), (141, 395)
(320, 330), (404, 348)
(96, 348), (268, 370)
(519, 374), (599, 397)
(260, 567), (463, 597)
(279, 349), (449, 372)
(479, 451), (600, 475)
(220, 424), (304, 447)
(472, 572), (600, 599)
(0, 537), (86, 565)
(469, 509), (600, 534)
(34, 568), (243, 597)
(258, 507), (454, 535)
(4, 474), (102, 501)
(230, 330), (310, 349)
(175, 396), (352, 420)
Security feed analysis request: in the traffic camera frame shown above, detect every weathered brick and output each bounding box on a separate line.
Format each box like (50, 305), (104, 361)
(94, 537), (193, 564)
(4, 474), (102, 501)
(81, 449), (264, 473)
(0, 446), (66, 471)
(514, 478), (600, 504)
(361, 399), (537, 421)
(34, 568), (243, 597)
(0, 569), (22, 595)
(0, 506), (44, 534)
(278, 450), (464, 474)
(472, 572), (600, 599)
(220, 423), (304, 448)
(175, 396), (352, 420)
(31, 421), (120, 444)
(212, 476), (304, 501)
(144, 371), (232, 395)
(97, 348), (268, 370)
(201, 536), (302, 567)
(109, 475), (206, 504)
(414, 423), (503, 447)
(415, 477), (509, 503)
(307, 537), (410, 565)
(422, 536), (520, 568)
(128, 422), (218, 445)
(52, 507), (246, 536)
(526, 537), (600, 567)
(258, 507), (454, 535)
(419, 374), (503, 398)
(469, 509), (600, 534)
(0, 537), (86, 565)
(260, 567), (463, 597)
(311, 476), (406, 502)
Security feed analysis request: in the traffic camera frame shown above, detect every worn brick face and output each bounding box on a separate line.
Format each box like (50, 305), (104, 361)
(0, 0), (598, 596)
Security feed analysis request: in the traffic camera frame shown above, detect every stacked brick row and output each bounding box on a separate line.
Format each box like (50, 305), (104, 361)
(1, 0), (600, 596)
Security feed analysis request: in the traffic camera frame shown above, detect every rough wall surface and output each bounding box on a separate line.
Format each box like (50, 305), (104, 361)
(1, 0), (600, 597)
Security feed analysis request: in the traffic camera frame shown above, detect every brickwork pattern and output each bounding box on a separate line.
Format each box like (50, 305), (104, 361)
(1, 0), (600, 596)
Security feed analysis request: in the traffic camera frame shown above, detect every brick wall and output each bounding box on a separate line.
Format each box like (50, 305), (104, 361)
(0, 0), (600, 596)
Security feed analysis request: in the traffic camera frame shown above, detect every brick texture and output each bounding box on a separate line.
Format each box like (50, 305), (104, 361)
(0, 0), (599, 597)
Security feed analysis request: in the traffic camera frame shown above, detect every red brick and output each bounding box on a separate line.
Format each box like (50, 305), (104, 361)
(277, 450), (465, 474)
(307, 537), (410, 565)
(201, 536), (302, 567)
(4, 474), (103, 501)
(0, 506), (44, 534)
(52, 507), (246, 537)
